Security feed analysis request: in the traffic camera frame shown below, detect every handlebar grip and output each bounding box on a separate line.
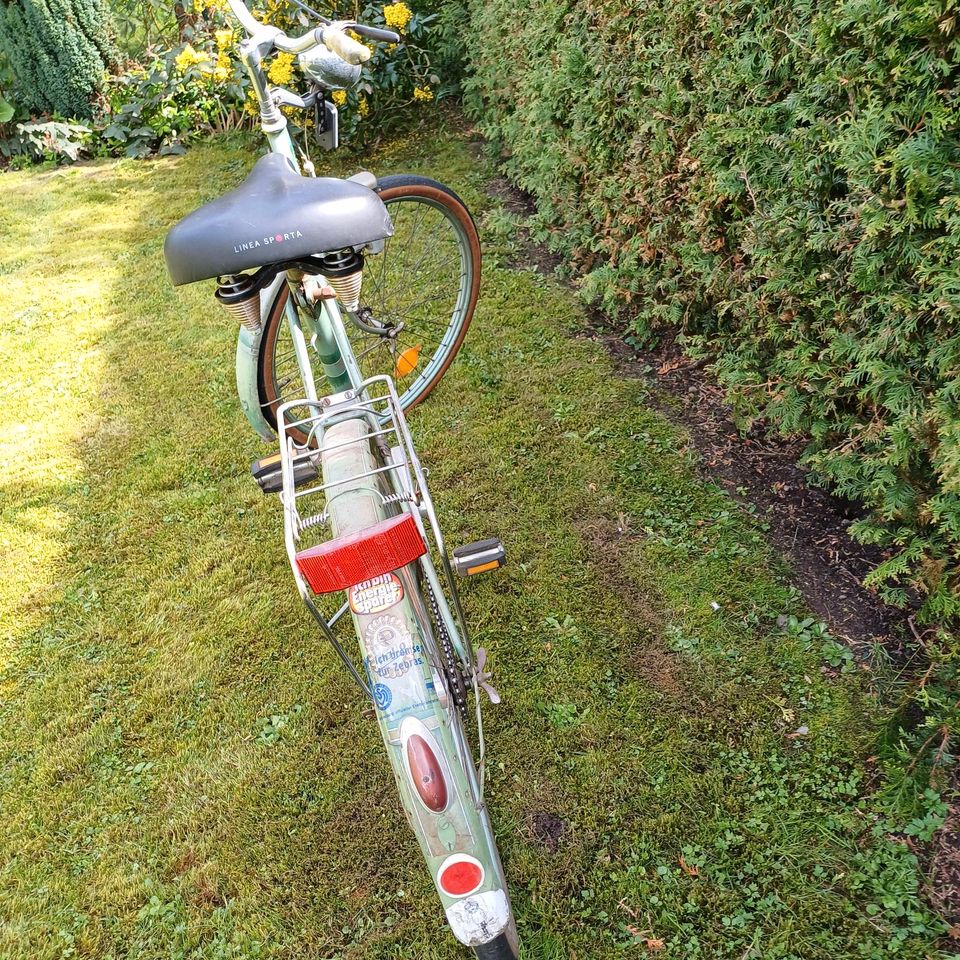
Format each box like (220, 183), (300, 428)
(323, 25), (372, 65)
(350, 23), (401, 43)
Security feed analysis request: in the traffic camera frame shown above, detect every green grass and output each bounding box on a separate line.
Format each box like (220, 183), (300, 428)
(0, 115), (947, 959)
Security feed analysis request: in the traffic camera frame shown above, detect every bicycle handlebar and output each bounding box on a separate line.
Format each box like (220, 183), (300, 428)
(350, 23), (401, 43)
(225, 0), (399, 66)
(226, 0), (262, 36)
(318, 24), (371, 64)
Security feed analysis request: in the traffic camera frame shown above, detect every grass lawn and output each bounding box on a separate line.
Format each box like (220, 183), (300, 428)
(0, 114), (947, 959)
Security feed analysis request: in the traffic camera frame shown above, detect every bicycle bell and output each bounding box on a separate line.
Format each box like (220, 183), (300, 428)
(297, 46), (362, 89)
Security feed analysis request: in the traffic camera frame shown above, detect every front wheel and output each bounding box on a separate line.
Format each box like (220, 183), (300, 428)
(257, 175), (481, 429)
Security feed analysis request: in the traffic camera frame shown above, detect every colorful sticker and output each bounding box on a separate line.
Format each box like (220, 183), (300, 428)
(364, 615), (425, 681)
(349, 573), (404, 615)
(373, 683), (393, 710)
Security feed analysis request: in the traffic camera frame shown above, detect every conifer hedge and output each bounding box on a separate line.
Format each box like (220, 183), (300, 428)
(457, 0), (960, 626)
(0, 0), (116, 118)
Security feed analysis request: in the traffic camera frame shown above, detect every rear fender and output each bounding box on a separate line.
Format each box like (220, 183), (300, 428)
(235, 274), (286, 441)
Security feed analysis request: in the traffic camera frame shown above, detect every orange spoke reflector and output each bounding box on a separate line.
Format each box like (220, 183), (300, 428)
(295, 513), (426, 594)
(395, 343), (422, 379)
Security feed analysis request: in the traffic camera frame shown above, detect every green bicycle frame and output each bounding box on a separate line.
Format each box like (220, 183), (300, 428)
(232, 34), (364, 440)
(228, 4), (519, 953)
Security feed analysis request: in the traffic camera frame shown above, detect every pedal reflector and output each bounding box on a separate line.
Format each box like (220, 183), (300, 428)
(452, 538), (506, 577)
(295, 513), (426, 594)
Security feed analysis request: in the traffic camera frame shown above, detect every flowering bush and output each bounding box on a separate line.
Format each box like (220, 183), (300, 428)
(245, 0), (446, 145)
(1, 0), (446, 165)
(100, 30), (249, 158)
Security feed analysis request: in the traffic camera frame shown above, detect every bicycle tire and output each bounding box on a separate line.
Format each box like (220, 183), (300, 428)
(473, 932), (518, 959)
(257, 175), (480, 434)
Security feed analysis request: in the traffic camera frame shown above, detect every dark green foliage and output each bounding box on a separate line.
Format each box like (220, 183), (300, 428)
(0, 0), (117, 118)
(457, 0), (960, 625)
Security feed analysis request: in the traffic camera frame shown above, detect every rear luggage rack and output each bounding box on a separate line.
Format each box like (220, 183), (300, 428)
(275, 375), (473, 700)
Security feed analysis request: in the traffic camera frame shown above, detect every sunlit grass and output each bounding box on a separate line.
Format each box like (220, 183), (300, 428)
(0, 116), (944, 959)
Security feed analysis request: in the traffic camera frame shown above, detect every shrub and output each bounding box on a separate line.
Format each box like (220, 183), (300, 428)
(0, 119), (91, 164)
(246, 0), (446, 146)
(100, 32), (249, 157)
(456, 0), (960, 628)
(0, 0), (446, 164)
(0, 0), (117, 118)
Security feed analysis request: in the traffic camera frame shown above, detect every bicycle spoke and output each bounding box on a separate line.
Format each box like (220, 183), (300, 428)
(267, 187), (475, 417)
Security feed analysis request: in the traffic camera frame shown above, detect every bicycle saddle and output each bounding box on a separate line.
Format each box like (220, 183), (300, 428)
(164, 153), (393, 286)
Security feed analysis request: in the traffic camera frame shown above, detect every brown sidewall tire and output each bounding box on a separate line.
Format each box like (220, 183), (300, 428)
(257, 176), (481, 436)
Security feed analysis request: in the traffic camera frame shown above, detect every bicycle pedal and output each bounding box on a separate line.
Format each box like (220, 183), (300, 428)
(452, 538), (506, 577)
(250, 452), (318, 495)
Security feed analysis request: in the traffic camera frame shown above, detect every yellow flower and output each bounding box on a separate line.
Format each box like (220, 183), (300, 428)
(383, 2), (412, 32)
(244, 92), (260, 116)
(331, 89), (347, 106)
(267, 52), (295, 86)
(215, 29), (234, 49)
(214, 51), (231, 81)
(413, 85), (433, 102)
(174, 44), (209, 72)
(358, 96), (370, 117)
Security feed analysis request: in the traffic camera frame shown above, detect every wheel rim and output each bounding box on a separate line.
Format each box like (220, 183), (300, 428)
(265, 189), (474, 419)
(359, 193), (472, 408)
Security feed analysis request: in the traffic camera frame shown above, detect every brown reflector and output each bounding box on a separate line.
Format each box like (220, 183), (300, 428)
(406, 734), (449, 812)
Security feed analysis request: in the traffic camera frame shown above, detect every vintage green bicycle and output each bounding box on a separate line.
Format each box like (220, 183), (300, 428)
(163, 1), (518, 956)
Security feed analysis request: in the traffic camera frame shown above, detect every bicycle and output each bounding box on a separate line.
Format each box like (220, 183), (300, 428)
(163, 2), (518, 957)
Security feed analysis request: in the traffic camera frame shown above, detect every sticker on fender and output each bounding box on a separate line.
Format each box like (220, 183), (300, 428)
(364, 615), (425, 680)
(349, 573), (404, 615)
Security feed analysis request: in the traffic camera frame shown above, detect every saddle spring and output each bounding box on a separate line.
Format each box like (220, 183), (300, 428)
(215, 274), (262, 332)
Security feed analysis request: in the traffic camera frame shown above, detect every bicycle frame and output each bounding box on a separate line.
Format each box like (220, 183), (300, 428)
(231, 13), (364, 440)
(219, 3), (519, 953)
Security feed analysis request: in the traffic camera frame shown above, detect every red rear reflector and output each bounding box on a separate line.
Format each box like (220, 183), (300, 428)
(438, 855), (484, 897)
(295, 513), (426, 594)
(406, 734), (449, 812)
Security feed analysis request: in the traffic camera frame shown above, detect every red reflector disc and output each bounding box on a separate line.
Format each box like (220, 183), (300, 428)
(438, 856), (484, 897)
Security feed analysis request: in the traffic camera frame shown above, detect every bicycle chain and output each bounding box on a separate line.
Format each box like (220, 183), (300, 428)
(425, 580), (469, 721)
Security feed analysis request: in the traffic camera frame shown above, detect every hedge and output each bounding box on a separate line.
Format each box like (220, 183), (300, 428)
(454, 0), (960, 627)
(0, 0), (116, 119)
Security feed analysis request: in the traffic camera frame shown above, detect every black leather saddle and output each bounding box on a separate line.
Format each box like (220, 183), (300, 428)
(164, 153), (393, 286)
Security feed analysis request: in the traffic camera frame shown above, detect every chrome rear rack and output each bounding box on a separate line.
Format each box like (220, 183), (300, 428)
(275, 375), (474, 697)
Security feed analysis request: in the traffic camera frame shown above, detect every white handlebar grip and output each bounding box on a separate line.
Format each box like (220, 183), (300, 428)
(323, 24), (372, 65)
